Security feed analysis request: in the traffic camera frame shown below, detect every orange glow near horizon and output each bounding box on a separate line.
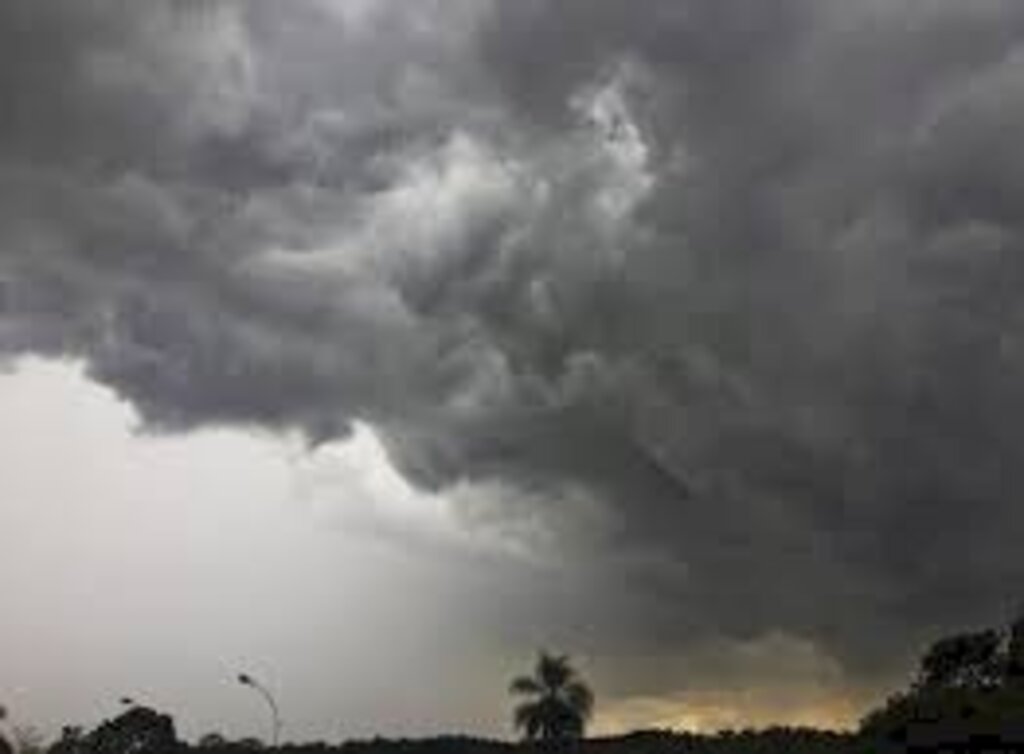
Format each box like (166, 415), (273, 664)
(592, 686), (883, 736)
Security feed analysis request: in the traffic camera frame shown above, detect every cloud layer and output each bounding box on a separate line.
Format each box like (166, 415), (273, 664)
(5, 0), (1024, 713)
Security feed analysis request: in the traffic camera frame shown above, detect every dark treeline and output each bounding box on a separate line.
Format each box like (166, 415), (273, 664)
(49, 729), (863, 754)
(14, 611), (1024, 754)
(227, 729), (859, 754)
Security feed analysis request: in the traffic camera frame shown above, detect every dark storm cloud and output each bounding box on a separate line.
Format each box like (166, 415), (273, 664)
(476, 0), (1024, 670)
(6, 0), (1024, 697)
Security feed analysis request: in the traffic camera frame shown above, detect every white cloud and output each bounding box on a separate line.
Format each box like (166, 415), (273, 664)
(0, 357), (535, 741)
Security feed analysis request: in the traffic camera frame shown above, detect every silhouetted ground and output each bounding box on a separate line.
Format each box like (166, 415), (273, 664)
(195, 729), (863, 754)
(46, 717), (1024, 754)
(197, 726), (1024, 754)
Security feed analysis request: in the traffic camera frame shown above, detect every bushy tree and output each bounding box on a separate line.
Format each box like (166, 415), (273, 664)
(915, 629), (1003, 690)
(48, 727), (85, 754)
(861, 611), (1024, 749)
(1005, 612), (1024, 686)
(64, 707), (179, 754)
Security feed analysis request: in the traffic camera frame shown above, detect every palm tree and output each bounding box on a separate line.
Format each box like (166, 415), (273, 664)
(509, 651), (594, 744)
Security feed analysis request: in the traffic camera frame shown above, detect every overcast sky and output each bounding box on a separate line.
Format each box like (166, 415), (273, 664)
(4, 0), (1024, 742)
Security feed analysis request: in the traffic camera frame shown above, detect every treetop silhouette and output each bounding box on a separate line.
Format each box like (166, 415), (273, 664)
(509, 651), (594, 745)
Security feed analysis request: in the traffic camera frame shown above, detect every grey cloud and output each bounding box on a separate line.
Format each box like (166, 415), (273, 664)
(6, 0), (1024, 706)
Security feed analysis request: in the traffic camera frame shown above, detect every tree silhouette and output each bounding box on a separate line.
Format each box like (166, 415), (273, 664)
(0, 705), (10, 754)
(509, 652), (594, 745)
(861, 611), (1024, 750)
(49, 727), (86, 754)
(915, 628), (1003, 690)
(1005, 612), (1024, 686)
(86, 706), (178, 754)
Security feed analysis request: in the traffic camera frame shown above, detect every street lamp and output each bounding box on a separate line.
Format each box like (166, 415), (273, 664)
(237, 673), (281, 747)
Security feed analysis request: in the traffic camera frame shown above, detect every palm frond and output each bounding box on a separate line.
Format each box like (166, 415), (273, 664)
(513, 701), (543, 739)
(538, 652), (573, 690)
(564, 681), (595, 719)
(509, 676), (543, 696)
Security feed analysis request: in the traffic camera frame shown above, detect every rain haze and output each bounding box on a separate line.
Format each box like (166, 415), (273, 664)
(3, 0), (1024, 744)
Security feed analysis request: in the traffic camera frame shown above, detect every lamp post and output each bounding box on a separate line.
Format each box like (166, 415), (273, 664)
(237, 673), (281, 747)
